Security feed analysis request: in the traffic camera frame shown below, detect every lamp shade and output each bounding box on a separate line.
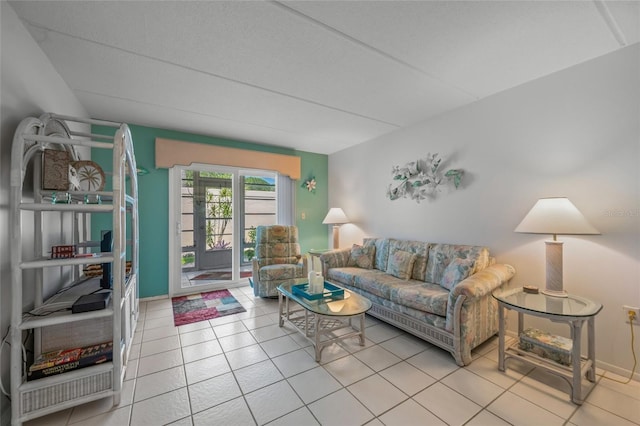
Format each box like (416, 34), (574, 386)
(322, 208), (349, 225)
(514, 198), (599, 237)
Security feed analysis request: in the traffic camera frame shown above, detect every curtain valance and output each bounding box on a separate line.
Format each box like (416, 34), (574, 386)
(155, 138), (300, 179)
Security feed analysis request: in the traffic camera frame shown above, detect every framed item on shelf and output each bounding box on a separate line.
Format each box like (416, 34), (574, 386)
(42, 149), (70, 190)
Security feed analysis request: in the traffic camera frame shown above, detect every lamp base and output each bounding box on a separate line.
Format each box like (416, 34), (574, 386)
(544, 240), (566, 297)
(332, 225), (340, 249)
(541, 288), (568, 298)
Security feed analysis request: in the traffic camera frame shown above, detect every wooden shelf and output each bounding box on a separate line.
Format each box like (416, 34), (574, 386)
(20, 253), (115, 269)
(505, 342), (593, 381)
(17, 362), (115, 422)
(20, 202), (114, 213)
(19, 278), (111, 329)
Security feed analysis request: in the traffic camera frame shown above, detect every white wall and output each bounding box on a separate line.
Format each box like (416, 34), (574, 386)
(329, 44), (639, 377)
(0, 4), (87, 424)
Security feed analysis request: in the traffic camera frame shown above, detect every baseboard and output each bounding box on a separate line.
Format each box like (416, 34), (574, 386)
(140, 295), (169, 303)
(596, 360), (640, 382)
(505, 330), (639, 383)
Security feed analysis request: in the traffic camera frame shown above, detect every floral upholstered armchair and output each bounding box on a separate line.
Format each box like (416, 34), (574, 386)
(251, 225), (307, 297)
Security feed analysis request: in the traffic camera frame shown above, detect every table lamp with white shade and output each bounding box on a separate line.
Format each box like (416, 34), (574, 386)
(322, 208), (349, 249)
(515, 197), (600, 297)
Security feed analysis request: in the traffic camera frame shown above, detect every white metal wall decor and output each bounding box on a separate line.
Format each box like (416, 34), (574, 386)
(387, 153), (463, 203)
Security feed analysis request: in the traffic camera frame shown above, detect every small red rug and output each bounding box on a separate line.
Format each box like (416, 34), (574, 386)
(172, 289), (246, 326)
(191, 270), (253, 281)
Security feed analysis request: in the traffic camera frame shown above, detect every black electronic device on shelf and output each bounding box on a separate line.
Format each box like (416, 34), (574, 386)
(100, 230), (112, 289)
(71, 291), (111, 314)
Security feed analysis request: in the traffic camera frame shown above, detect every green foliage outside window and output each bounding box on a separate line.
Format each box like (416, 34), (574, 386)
(243, 226), (256, 262)
(206, 187), (232, 249)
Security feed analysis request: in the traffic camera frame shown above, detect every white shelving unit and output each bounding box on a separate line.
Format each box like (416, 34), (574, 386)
(9, 113), (139, 425)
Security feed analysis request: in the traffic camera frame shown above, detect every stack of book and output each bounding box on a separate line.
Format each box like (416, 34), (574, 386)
(28, 341), (113, 381)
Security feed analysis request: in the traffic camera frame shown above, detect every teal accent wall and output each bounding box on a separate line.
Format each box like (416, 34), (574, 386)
(296, 151), (329, 253)
(91, 124), (327, 298)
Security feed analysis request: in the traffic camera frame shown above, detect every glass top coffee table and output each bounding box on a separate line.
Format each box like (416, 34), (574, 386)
(277, 279), (372, 362)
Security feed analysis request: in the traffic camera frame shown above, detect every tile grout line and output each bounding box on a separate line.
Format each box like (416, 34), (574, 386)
(41, 287), (634, 426)
(211, 296), (260, 425)
(141, 311), (421, 423)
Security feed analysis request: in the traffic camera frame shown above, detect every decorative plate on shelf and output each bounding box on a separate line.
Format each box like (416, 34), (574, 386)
(71, 161), (105, 192)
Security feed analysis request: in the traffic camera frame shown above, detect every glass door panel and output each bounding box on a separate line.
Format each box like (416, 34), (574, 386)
(242, 175), (276, 267)
(195, 173), (233, 271)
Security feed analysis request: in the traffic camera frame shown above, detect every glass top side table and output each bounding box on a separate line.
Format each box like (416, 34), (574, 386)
(492, 288), (603, 404)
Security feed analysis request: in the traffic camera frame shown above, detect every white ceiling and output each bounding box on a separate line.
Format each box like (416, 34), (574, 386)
(9, 1), (639, 154)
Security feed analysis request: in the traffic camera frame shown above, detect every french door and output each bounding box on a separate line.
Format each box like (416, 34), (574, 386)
(169, 164), (277, 296)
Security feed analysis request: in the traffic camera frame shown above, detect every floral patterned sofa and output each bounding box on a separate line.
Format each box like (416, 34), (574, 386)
(319, 238), (515, 366)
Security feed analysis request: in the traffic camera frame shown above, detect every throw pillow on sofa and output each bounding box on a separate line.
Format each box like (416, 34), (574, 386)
(363, 238), (391, 272)
(388, 239), (429, 281)
(440, 258), (474, 290)
(348, 244), (376, 269)
(386, 250), (417, 280)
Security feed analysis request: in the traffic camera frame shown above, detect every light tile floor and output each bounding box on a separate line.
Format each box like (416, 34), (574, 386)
(25, 285), (640, 426)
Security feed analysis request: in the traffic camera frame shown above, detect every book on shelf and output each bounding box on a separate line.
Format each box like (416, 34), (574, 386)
(27, 341), (113, 381)
(83, 261), (132, 278)
(28, 348), (81, 372)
